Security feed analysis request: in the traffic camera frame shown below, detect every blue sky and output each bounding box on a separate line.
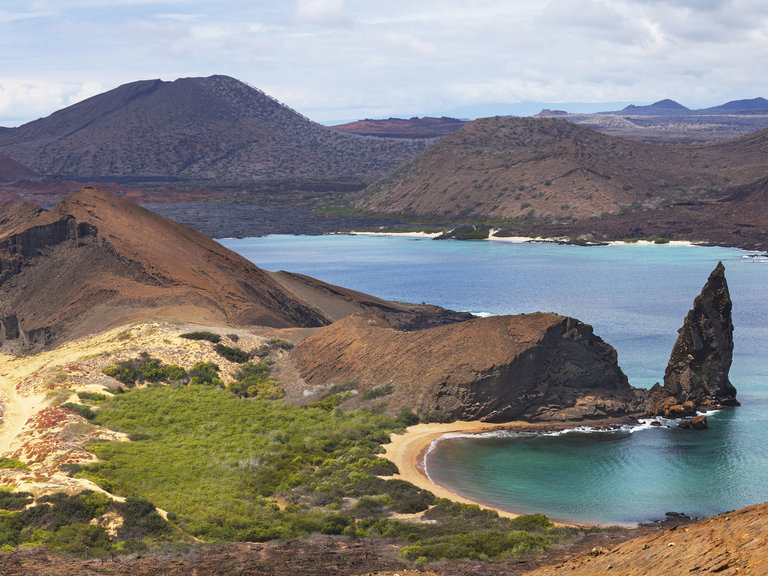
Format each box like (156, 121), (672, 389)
(2, 0), (768, 126)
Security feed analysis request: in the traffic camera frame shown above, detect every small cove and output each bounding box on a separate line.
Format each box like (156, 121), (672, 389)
(221, 235), (768, 525)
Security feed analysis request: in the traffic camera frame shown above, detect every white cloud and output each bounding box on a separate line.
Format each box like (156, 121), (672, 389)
(295, 0), (350, 27)
(67, 81), (105, 106)
(0, 81), (65, 125)
(1, 1), (768, 125)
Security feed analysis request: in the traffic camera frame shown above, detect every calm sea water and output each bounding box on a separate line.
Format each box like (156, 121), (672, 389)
(221, 235), (768, 525)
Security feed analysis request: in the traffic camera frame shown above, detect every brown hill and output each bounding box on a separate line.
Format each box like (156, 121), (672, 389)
(0, 76), (430, 184)
(515, 175), (768, 250)
(357, 116), (768, 222)
(293, 312), (645, 422)
(330, 116), (467, 138)
(0, 188), (467, 350)
(0, 155), (39, 184)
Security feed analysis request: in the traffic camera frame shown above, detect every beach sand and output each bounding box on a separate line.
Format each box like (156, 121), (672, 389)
(383, 421), (535, 519)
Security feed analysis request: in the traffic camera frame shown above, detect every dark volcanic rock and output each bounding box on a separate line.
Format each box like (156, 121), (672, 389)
(293, 313), (645, 422)
(658, 262), (737, 410)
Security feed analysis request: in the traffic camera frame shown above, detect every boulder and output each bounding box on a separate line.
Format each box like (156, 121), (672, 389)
(678, 415), (708, 430)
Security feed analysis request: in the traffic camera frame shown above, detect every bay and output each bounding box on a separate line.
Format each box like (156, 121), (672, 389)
(220, 235), (768, 525)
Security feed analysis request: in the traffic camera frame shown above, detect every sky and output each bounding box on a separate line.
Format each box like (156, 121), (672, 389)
(2, 0), (768, 126)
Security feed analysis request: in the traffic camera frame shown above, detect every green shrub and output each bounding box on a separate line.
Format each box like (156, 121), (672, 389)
(266, 338), (294, 350)
(401, 530), (548, 561)
(362, 383), (395, 400)
(0, 510), (22, 546)
(117, 497), (168, 539)
(187, 362), (223, 387)
(228, 361), (284, 400)
(214, 344), (249, 363)
(77, 391), (108, 403)
(180, 331), (221, 343)
(320, 514), (351, 535)
(509, 513), (552, 531)
(0, 458), (30, 471)
(36, 523), (113, 557)
(307, 393), (349, 411)
(0, 489), (33, 510)
(163, 364), (188, 384)
(138, 355), (166, 383)
(395, 409), (419, 427)
(102, 354), (183, 387)
(62, 402), (96, 421)
(102, 361), (138, 387)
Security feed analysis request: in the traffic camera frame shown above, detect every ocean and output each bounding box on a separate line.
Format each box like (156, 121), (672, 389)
(221, 235), (768, 526)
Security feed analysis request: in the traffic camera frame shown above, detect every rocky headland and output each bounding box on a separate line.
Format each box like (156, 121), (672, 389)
(294, 312), (645, 422)
(294, 262), (737, 423)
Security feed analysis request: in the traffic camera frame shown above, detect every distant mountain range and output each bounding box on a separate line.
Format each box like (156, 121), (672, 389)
(611, 97), (768, 116)
(537, 97), (768, 143)
(0, 76), (430, 184)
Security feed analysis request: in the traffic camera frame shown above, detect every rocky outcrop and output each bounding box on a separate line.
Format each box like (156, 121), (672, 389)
(650, 262), (738, 413)
(524, 502), (768, 575)
(293, 312), (646, 422)
(294, 263), (741, 424)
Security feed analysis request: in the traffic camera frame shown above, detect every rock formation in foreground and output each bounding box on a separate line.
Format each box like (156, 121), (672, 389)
(524, 502), (768, 575)
(650, 261), (738, 415)
(0, 188), (468, 351)
(293, 312), (646, 422)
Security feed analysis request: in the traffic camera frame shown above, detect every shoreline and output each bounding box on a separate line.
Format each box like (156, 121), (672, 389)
(383, 418), (641, 528)
(347, 229), (698, 247)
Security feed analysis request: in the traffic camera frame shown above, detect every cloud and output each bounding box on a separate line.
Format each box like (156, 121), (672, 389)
(0, 81), (65, 125)
(67, 81), (105, 106)
(2, 1), (768, 124)
(294, 0), (350, 27)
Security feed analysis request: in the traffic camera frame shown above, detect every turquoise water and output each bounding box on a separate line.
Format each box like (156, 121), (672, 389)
(221, 235), (768, 525)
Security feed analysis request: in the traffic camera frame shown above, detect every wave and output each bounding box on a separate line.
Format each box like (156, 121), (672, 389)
(742, 253), (768, 262)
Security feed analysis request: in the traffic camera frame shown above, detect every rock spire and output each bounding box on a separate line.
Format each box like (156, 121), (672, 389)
(661, 261), (737, 409)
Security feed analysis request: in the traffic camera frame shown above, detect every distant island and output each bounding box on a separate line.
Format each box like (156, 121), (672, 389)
(0, 76), (767, 252)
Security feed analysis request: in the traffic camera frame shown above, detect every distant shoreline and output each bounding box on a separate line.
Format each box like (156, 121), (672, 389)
(348, 229), (698, 247)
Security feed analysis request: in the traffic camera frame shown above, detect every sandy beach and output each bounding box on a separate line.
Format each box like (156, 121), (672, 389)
(348, 229), (697, 247)
(383, 420), (558, 519)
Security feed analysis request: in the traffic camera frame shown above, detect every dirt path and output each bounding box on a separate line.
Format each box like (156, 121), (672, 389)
(0, 356), (49, 455)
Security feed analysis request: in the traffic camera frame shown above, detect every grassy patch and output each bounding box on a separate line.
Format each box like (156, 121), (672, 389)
(86, 386), (396, 541)
(179, 331), (221, 344)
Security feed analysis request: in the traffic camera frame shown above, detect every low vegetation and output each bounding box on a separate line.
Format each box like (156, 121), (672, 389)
(2, 339), (584, 563)
(69, 385), (579, 561)
(179, 331), (221, 344)
(102, 353), (187, 387)
(0, 489), (173, 557)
